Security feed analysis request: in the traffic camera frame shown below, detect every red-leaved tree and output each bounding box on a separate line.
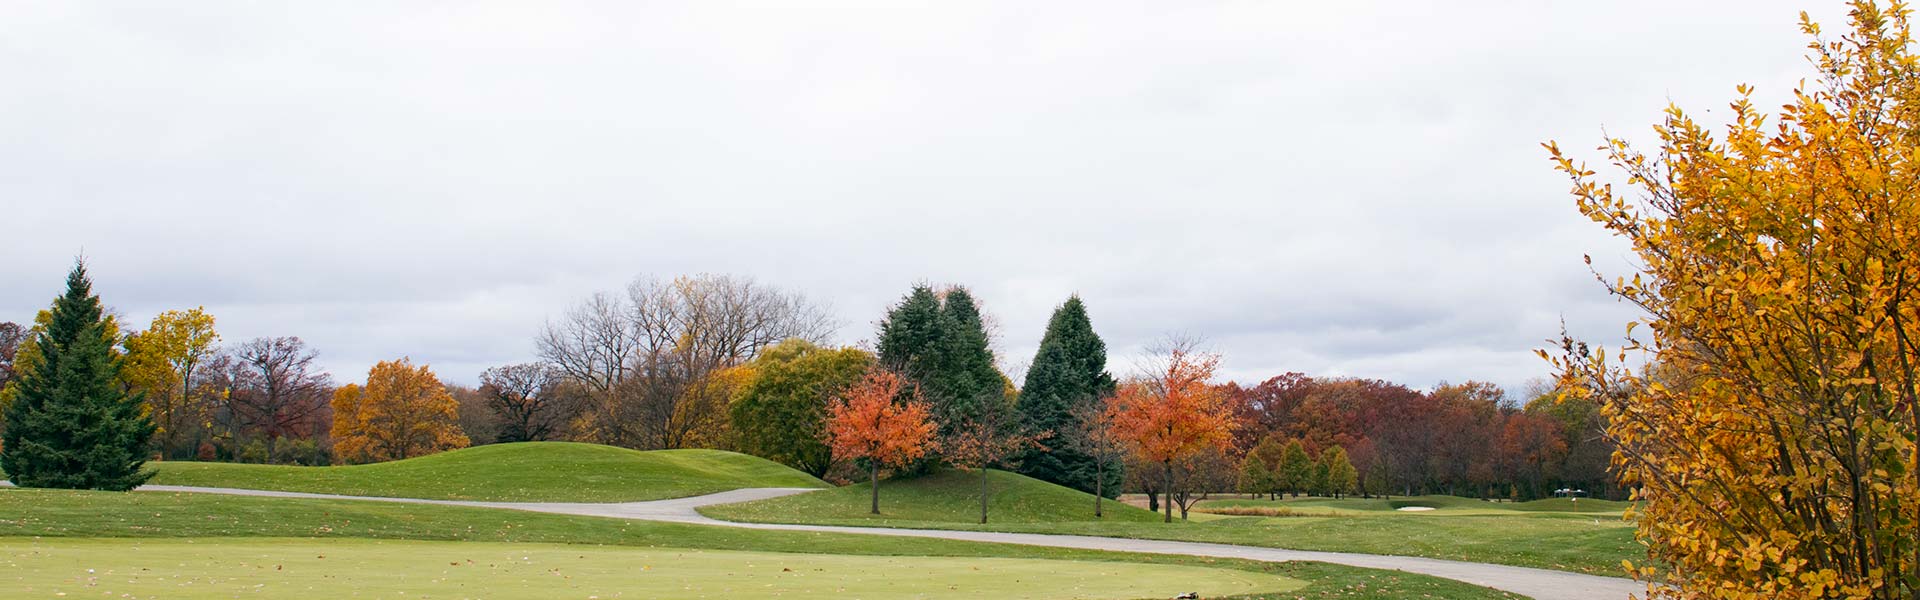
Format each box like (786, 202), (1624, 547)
(1108, 341), (1237, 522)
(944, 400), (1047, 524)
(825, 367), (936, 514)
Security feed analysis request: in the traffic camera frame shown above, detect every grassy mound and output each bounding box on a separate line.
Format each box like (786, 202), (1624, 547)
(143, 442), (826, 502)
(703, 468), (1162, 525)
(4, 537), (1306, 600)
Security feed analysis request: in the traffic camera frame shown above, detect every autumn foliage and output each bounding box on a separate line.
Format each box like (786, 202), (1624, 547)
(1106, 345), (1236, 522)
(1547, 2), (1920, 597)
(824, 367), (937, 514)
(331, 358), (470, 464)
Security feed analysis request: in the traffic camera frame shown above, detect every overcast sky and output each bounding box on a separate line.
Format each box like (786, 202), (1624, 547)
(1, 1), (1844, 394)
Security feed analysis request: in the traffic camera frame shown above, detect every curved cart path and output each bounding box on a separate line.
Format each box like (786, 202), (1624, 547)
(2, 482), (1644, 600)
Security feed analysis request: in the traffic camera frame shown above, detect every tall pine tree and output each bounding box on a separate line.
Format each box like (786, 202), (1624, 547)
(0, 261), (154, 490)
(930, 288), (1005, 435)
(875, 285), (1008, 451)
(876, 285), (949, 382)
(1013, 295), (1119, 495)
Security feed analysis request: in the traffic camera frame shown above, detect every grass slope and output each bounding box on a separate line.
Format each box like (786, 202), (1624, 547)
(703, 468), (1163, 525)
(712, 489), (1640, 576)
(0, 488), (1523, 600)
(142, 442), (827, 502)
(3, 537), (1305, 600)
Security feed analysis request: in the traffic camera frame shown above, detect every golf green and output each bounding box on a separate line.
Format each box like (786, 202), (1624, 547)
(1, 537), (1306, 599)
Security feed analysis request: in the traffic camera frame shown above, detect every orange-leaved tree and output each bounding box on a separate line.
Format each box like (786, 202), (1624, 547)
(944, 398), (1048, 524)
(331, 358), (470, 464)
(1107, 342), (1237, 522)
(824, 367), (936, 514)
(1545, 2), (1920, 597)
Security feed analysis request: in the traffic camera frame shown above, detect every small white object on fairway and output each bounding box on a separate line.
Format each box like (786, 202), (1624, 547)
(1395, 506), (1437, 512)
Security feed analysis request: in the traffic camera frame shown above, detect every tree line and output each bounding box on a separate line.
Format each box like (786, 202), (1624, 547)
(0, 265), (1615, 514)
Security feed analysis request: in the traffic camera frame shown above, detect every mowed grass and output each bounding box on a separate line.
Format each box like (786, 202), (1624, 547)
(1200, 495), (1636, 517)
(140, 442), (827, 502)
(709, 484), (1642, 576)
(1, 537), (1306, 600)
(0, 487), (1524, 600)
(704, 468), (1163, 526)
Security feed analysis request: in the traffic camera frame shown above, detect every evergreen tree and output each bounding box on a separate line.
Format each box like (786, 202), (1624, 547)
(1, 262), (155, 490)
(874, 285), (1007, 448)
(876, 285), (949, 384)
(1013, 295), (1120, 495)
(929, 287), (1003, 436)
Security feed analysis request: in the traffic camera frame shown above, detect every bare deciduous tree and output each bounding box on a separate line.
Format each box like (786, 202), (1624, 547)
(220, 337), (333, 460)
(945, 396), (1047, 524)
(0, 321), (23, 391)
(1064, 395), (1126, 518)
(478, 363), (574, 443)
(535, 292), (635, 396)
(536, 274), (836, 449)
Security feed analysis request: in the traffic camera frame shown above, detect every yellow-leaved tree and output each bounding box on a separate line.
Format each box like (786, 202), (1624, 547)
(331, 358), (469, 464)
(122, 308), (219, 458)
(1545, 2), (1920, 597)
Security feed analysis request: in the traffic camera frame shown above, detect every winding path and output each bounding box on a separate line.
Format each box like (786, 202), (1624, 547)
(4, 482), (1644, 600)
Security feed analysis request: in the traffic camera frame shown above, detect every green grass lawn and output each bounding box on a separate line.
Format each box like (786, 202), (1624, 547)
(706, 468), (1163, 526)
(0, 487), (1523, 600)
(137, 442), (827, 502)
(1199, 494), (1636, 516)
(2, 537), (1306, 600)
(705, 478), (1642, 576)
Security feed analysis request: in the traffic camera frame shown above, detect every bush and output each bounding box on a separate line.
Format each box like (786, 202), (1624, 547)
(1197, 506), (1305, 518)
(234, 439), (269, 464)
(278, 439), (332, 466)
(227, 438), (330, 465)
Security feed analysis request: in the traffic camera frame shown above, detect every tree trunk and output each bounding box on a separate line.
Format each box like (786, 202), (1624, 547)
(1093, 462), (1104, 518)
(978, 468), (989, 524)
(869, 461), (880, 515)
(1162, 459), (1173, 523)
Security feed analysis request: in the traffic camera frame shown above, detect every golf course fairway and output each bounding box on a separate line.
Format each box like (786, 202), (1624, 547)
(1, 537), (1308, 599)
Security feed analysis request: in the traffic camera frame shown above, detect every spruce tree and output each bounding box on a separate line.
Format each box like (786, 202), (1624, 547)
(0, 262), (155, 490)
(930, 287), (1003, 436)
(1013, 295), (1119, 494)
(877, 285), (1006, 438)
(876, 285), (949, 381)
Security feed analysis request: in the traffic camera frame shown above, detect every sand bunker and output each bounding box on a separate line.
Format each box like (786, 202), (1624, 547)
(1395, 506), (1436, 512)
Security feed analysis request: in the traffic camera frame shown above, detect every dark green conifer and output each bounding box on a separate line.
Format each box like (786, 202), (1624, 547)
(929, 287), (1004, 436)
(1013, 295), (1119, 494)
(876, 284), (949, 381)
(875, 285), (1012, 459)
(0, 261), (154, 491)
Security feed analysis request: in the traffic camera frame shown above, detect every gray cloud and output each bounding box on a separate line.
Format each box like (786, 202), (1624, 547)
(2, 1), (1837, 393)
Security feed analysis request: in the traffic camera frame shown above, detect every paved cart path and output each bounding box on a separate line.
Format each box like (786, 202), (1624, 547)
(1, 482), (1644, 600)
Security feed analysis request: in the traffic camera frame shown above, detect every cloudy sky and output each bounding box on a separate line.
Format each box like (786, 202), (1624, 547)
(1, 1), (1844, 394)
